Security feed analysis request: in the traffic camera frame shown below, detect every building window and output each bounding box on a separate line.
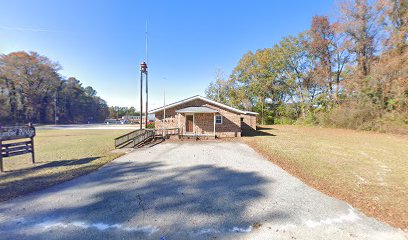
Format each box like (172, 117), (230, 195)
(215, 115), (223, 124)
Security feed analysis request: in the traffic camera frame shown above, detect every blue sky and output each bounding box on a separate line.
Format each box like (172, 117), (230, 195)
(1, 0), (336, 109)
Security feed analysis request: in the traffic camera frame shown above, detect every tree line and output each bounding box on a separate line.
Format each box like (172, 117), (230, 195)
(107, 106), (140, 119)
(206, 0), (407, 132)
(0, 51), (109, 124)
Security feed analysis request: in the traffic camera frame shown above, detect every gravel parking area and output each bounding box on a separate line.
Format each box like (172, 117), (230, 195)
(0, 141), (406, 239)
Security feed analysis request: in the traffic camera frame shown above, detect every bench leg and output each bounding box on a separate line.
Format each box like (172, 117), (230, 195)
(31, 138), (35, 164)
(0, 141), (3, 172)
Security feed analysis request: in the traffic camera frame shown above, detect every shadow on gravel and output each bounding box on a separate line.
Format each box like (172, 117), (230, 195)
(137, 138), (166, 148)
(1, 160), (291, 239)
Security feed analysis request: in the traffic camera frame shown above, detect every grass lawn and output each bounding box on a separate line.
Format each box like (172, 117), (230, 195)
(243, 125), (408, 231)
(0, 128), (130, 202)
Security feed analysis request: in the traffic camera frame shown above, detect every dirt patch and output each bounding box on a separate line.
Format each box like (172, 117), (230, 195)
(252, 222), (262, 229)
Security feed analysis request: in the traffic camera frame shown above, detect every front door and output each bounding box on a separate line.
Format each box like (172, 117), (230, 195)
(186, 115), (194, 133)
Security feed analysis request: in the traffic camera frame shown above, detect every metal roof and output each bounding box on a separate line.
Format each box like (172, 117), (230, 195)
(175, 106), (218, 113)
(149, 95), (258, 115)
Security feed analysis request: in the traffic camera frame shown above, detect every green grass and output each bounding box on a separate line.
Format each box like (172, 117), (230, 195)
(0, 129), (130, 202)
(243, 125), (408, 230)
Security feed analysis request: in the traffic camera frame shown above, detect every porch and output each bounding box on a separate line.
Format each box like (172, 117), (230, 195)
(154, 106), (219, 139)
(175, 106), (218, 137)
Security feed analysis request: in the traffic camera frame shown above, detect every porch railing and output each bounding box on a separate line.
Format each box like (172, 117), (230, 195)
(154, 128), (180, 137)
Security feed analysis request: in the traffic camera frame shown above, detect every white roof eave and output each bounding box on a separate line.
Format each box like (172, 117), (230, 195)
(149, 95), (258, 115)
(175, 106), (218, 113)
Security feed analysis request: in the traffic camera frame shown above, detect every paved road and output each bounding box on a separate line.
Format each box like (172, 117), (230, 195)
(36, 124), (139, 130)
(0, 142), (406, 240)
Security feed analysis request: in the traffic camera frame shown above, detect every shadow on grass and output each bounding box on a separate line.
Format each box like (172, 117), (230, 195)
(257, 126), (277, 131)
(0, 156), (101, 175)
(242, 128), (276, 137)
(36, 157), (101, 168)
(0, 138), (168, 202)
(0, 156), (115, 202)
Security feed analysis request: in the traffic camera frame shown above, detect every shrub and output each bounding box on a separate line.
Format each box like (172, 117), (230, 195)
(146, 122), (155, 129)
(313, 96), (408, 134)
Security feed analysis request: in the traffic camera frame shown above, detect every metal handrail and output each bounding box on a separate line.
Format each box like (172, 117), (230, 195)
(114, 128), (181, 149)
(114, 129), (155, 148)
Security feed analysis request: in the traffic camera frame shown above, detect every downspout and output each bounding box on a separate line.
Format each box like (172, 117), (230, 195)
(163, 91), (166, 137)
(213, 112), (216, 138)
(178, 112), (180, 137)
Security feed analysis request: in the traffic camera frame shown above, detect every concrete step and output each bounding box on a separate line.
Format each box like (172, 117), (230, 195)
(180, 135), (216, 141)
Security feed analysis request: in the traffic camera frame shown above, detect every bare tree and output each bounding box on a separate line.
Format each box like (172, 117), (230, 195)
(339, 0), (379, 77)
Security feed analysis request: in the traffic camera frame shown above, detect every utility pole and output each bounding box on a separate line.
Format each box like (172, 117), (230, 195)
(54, 91), (57, 125)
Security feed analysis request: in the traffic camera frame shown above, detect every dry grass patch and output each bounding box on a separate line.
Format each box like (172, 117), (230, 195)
(0, 129), (130, 202)
(243, 125), (408, 231)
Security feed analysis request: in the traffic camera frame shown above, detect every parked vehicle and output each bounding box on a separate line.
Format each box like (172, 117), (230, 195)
(104, 119), (121, 124)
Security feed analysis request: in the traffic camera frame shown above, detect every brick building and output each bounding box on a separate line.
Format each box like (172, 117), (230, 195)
(149, 95), (257, 138)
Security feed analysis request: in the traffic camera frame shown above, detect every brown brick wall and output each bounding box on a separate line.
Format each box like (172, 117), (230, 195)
(154, 99), (242, 137)
(195, 113), (214, 134)
(241, 114), (257, 130)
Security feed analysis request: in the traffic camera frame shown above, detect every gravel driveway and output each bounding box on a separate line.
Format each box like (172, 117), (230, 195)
(0, 141), (406, 240)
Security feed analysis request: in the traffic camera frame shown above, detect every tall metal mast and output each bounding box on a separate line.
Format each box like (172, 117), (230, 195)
(145, 21), (149, 128)
(163, 87), (166, 132)
(146, 20), (148, 64)
(140, 63), (144, 130)
(139, 22), (149, 129)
